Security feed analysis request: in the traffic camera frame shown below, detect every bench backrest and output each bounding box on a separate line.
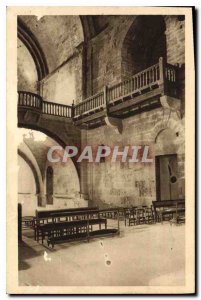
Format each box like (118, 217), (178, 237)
(36, 206), (98, 219)
(152, 199), (185, 213)
(49, 209), (100, 220)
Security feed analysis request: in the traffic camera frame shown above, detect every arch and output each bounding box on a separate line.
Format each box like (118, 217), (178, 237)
(152, 117), (185, 156)
(121, 16), (166, 79)
(152, 117), (185, 143)
(18, 38), (39, 93)
(18, 122), (81, 180)
(80, 16), (96, 41)
(17, 18), (49, 81)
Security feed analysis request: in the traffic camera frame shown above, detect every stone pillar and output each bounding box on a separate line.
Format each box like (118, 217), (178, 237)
(79, 129), (89, 200)
(37, 192), (46, 207)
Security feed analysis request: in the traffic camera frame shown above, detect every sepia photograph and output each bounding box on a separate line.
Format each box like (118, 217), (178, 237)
(6, 6), (195, 294)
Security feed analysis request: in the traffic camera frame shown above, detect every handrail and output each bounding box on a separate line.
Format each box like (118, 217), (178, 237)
(18, 91), (43, 110)
(42, 100), (73, 118)
(18, 57), (179, 121)
(165, 63), (177, 83)
(74, 91), (105, 117)
(18, 91), (73, 118)
(73, 57), (171, 116)
(107, 62), (161, 103)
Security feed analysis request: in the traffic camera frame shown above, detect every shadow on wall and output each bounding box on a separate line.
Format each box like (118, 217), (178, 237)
(18, 155), (38, 216)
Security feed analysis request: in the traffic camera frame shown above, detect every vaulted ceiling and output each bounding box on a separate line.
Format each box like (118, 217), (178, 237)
(18, 15), (109, 78)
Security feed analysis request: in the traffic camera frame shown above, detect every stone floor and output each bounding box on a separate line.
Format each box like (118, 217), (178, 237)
(19, 221), (185, 286)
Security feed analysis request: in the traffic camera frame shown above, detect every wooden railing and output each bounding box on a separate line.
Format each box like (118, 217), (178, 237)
(166, 63), (177, 83)
(18, 57), (179, 121)
(18, 91), (42, 110)
(165, 63), (178, 97)
(73, 57), (178, 117)
(74, 91), (105, 117)
(18, 92), (73, 118)
(42, 101), (73, 118)
(107, 62), (161, 103)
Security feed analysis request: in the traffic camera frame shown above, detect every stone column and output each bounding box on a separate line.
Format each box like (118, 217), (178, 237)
(79, 129), (89, 200)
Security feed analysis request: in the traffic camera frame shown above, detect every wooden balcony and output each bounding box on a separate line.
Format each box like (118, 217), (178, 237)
(73, 57), (180, 128)
(18, 57), (181, 130)
(18, 91), (73, 118)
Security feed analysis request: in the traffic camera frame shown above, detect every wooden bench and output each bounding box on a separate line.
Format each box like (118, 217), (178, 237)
(39, 218), (107, 245)
(125, 206), (155, 226)
(98, 208), (123, 219)
(35, 208), (120, 247)
(21, 216), (35, 229)
(34, 207), (98, 239)
(35, 206), (98, 220)
(47, 227), (119, 248)
(152, 200), (185, 222)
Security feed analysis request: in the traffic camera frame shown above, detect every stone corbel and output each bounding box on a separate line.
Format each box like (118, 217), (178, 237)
(160, 95), (182, 118)
(160, 95), (181, 111)
(104, 116), (123, 134)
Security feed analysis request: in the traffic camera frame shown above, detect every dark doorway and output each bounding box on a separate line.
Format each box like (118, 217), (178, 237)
(155, 154), (178, 201)
(46, 166), (53, 205)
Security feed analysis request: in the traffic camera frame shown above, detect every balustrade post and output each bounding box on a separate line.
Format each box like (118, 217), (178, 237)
(159, 57), (167, 95)
(40, 97), (43, 110)
(103, 85), (108, 110)
(71, 100), (75, 118)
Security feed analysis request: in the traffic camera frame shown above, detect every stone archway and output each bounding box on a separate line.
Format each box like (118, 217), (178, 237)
(152, 114), (185, 155)
(121, 16), (167, 80)
(17, 111), (81, 180)
(18, 18), (49, 81)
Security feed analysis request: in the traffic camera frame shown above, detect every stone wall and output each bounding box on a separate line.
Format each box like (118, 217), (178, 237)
(85, 16), (135, 96)
(20, 15), (84, 73)
(165, 16), (185, 65)
(41, 52), (83, 105)
(17, 38), (38, 93)
(80, 15), (185, 208)
(18, 155), (38, 216)
(85, 107), (185, 208)
(45, 159), (80, 198)
(19, 15), (85, 104)
(85, 15), (185, 97)
(44, 159), (85, 209)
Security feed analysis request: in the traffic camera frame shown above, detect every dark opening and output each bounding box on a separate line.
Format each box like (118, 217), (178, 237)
(122, 16), (167, 79)
(46, 166), (53, 205)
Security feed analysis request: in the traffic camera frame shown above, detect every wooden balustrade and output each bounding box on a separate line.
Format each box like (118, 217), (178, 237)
(18, 91), (42, 110)
(74, 91), (105, 117)
(42, 101), (73, 118)
(18, 92), (73, 118)
(107, 62), (160, 103)
(165, 63), (177, 83)
(165, 63), (178, 97)
(18, 58), (179, 121)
